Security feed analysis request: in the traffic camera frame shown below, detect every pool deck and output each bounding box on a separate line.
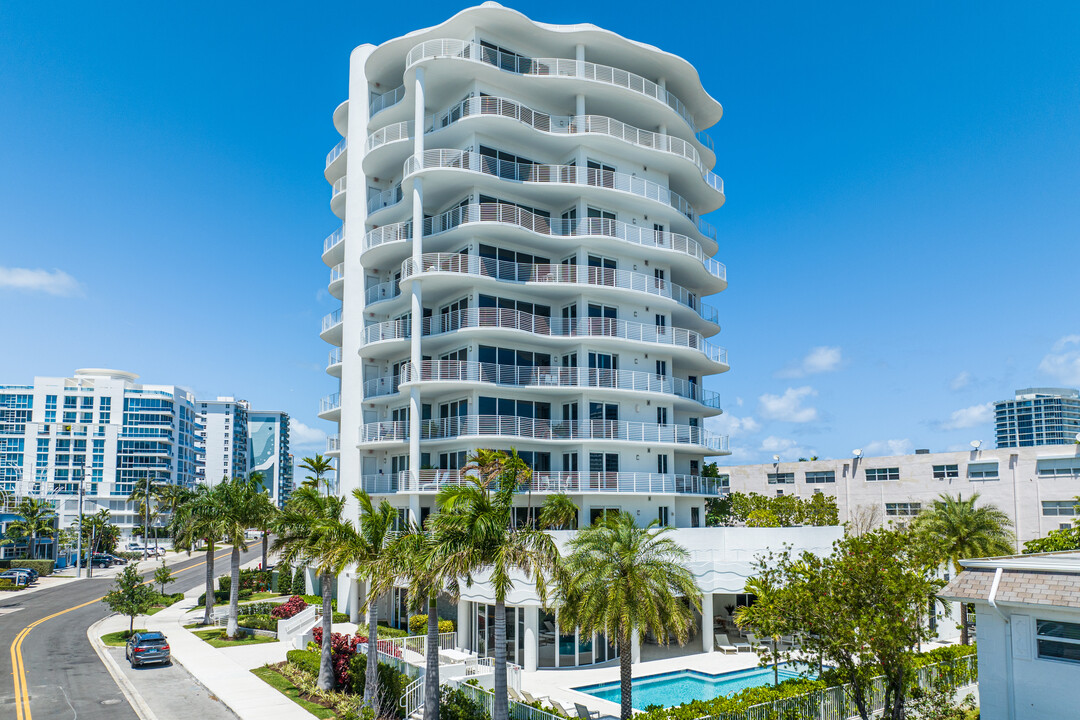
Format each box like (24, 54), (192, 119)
(521, 645), (768, 718)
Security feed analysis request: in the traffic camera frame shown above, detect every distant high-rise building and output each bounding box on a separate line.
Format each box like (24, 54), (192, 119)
(249, 410), (292, 507)
(195, 397), (250, 484)
(0, 368), (199, 536)
(995, 388), (1080, 448)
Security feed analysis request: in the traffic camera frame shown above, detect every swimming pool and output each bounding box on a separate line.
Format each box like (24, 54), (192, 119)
(575, 663), (812, 709)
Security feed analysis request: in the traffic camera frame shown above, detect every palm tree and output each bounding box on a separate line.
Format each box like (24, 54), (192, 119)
(272, 486), (348, 691)
(172, 484), (225, 625)
(916, 492), (1015, 645)
(246, 472), (278, 569)
(217, 476), (266, 638)
(538, 492), (579, 530)
(6, 497), (57, 559)
(325, 489), (398, 708)
(431, 449), (560, 720)
(299, 455), (334, 495)
(560, 513), (700, 720)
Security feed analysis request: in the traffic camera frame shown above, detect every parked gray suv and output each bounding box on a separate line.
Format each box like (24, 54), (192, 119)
(125, 631), (171, 668)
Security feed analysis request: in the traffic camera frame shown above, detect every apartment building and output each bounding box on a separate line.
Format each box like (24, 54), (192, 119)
(722, 444), (1080, 545)
(0, 368), (199, 535)
(249, 409), (293, 507)
(194, 397), (251, 485)
(995, 387), (1080, 448)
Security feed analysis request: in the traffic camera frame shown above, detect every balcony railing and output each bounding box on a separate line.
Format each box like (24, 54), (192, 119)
(320, 393), (341, 414)
(370, 85), (405, 116)
(361, 470), (725, 495)
(363, 203), (724, 282)
(397, 360), (721, 408)
(331, 176), (347, 200)
(365, 280), (400, 305)
(367, 184), (404, 215)
(404, 149), (715, 241)
(368, 96), (722, 195)
(327, 348), (342, 369)
(360, 415), (728, 451)
(323, 226), (344, 254)
(329, 264), (344, 285)
(326, 434), (340, 452)
(321, 308), (343, 333)
(363, 308), (727, 365)
(400, 253), (718, 324)
(404, 39), (711, 143)
(326, 137), (347, 168)
(363, 374), (400, 399)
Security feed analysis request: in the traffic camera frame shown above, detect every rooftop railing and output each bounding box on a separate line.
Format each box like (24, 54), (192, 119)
(404, 149), (715, 240)
(361, 470), (725, 495)
(400, 252), (718, 325)
(360, 415), (728, 451)
(364, 203), (724, 282)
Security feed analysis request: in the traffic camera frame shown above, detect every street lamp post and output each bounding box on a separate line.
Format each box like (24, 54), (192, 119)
(143, 472), (153, 562)
(76, 474), (84, 579)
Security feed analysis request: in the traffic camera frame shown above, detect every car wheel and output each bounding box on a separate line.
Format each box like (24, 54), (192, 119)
(130, 660), (138, 668)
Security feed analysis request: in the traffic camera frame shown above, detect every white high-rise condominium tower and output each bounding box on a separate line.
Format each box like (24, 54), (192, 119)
(314, 5), (803, 670)
(194, 397), (250, 485)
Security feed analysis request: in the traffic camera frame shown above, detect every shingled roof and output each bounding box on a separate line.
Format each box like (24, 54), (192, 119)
(938, 551), (1080, 609)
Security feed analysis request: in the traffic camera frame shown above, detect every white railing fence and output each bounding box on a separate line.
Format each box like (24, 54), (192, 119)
(359, 470), (725, 496)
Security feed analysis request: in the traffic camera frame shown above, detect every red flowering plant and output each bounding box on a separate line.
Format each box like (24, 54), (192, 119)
(311, 628), (363, 687)
(271, 595), (309, 619)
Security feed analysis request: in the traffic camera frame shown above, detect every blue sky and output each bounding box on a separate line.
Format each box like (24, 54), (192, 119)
(1, 1), (1078, 462)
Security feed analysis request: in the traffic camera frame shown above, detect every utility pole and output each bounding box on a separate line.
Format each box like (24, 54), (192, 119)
(143, 472), (152, 562)
(76, 476), (84, 579)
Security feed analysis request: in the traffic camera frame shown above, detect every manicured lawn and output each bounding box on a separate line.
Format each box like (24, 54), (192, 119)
(146, 593), (186, 615)
(251, 665), (335, 719)
(100, 629), (148, 646)
(248, 591), (282, 601)
(184, 624), (277, 648)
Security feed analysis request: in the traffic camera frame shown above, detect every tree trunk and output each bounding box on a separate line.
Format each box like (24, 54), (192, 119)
(619, 629), (633, 720)
(318, 571), (335, 691)
(261, 532), (268, 570)
(425, 595), (440, 720)
(493, 599), (508, 720)
(960, 602), (969, 645)
(364, 591), (379, 707)
(772, 639), (778, 686)
(226, 544), (240, 637)
(204, 541), (215, 625)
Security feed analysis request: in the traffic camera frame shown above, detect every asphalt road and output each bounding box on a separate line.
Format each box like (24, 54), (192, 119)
(106, 646), (239, 720)
(0, 546), (260, 720)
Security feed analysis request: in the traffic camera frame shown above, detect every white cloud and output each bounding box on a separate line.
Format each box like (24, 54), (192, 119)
(760, 436), (798, 452)
(776, 346), (843, 378)
(1039, 335), (1080, 386)
(290, 419), (328, 449)
(0, 266), (81, 296)
(706, 412), (761, 437)
(863, 439), (914, 457)
(949, 370), (971, 391)
(759, 386), (819, 423)
(941, 402), (994, 431)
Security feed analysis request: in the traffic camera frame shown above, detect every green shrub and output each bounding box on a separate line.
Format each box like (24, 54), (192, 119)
(333, 612), (350, 623)
(440, 686), (490, 720)
(218, 569), (272, 594)
(408, 614), (455, 635)
(238, 614), (278, 631)
(0, 559), (55, 576)
(286, 649), (322, 677)
(291, 566), (306, 595)
(347, 652), (408, 713)
(376, 623), (409, 638)
(197, 589), (252, 606)
(0, 579), (26, 592)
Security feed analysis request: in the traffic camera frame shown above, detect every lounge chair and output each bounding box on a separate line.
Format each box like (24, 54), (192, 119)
(574, 703), (601, 720)
(509, 688), (527, 703)
(714, 633), (738, 654)
(522, 691), (549, 705)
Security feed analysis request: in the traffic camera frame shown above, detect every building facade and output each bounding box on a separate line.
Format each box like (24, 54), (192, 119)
(995, 387), (1080, 448)
(249, 409), (293, 507)
(0, 368), (199, 535)
(722, 444), (1080, 545)
(195, 397), (251, 485)
(316, 2), (764, 671)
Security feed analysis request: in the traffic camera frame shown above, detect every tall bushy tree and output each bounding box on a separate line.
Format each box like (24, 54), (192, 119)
(103, 564), (157, 634)
(915, 492), (1015, 645)
(431, 449), (559, 720)
(6, 497), (57, 558)
(216, 476), (268, 637)
(560, 513), (699, 720)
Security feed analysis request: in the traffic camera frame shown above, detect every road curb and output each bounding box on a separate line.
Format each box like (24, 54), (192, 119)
(86, 616), (162, 720)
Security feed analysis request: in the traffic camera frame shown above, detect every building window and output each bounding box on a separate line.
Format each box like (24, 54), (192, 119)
(1042, 501), (1077, 517)
(932, 464), (959, 480)
(866, 467), (900, 482)
(1037, 620), (1080, 664)
(968, 462), (999, 480)
(767, 472), (795, 484)
(1037, 458), (1080, 477)
(885, 502), (921, 517)
(805, 470), (835, 484)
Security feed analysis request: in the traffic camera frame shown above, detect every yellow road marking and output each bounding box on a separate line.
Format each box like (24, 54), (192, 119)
(10, 547), (235, 720)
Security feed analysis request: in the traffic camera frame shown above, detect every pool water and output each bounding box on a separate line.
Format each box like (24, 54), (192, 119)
(575, 663), (811, 709)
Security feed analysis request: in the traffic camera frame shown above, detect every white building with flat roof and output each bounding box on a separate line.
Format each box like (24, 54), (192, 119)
(721, 444), (1080, 546)
(249, 409), (293, 507)
(195, 397), (250, 485)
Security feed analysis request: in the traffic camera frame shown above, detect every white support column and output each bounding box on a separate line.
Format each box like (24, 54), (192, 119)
(408, 67), (426, 524)
(348, 575), (362, 623)
(458, 600), (472, 651)
(554, 607), (560, 668)
(702, 591), (714, 653)
(524, 606), (539, 672)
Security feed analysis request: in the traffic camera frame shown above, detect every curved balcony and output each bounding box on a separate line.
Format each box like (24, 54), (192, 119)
(359, 415), (728, 452)
(369, 84), (405, 117)
(404, 39), (711, 145)
(318, 393), (341, 421)
(366, 280), (401, 306)
(320, 308), (343, 345)
(330, 176), (347, 217)
(325, 137), (347, 182)
(400, 253), (719, 328)
(327, 348), (342, 377)
(326, 433), (340, 456)
(363, 308), (727, 369)
(363, 374), (400, 399)
(362, 470), (724, 495)
(322, 225), (344, 265)
(367, 184), (404, 216)
(397, 360), (721, 409)
(366, 96), (723, 203)
(404, 149), (715, 243)
(363, 203), (724, 289)
(328, 264), (344, 299)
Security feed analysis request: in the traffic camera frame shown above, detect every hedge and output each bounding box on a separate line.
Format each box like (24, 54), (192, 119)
(348, 652), (408, 713)
(286, 649), (321, 677)
(441, 686), (491, 720)
(0, 559), (54, 576)
(408, 614), (455, 635)
(0, 579), (26, 591)
(198, 589), (252, 605)
(238, 614), (278, 631)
